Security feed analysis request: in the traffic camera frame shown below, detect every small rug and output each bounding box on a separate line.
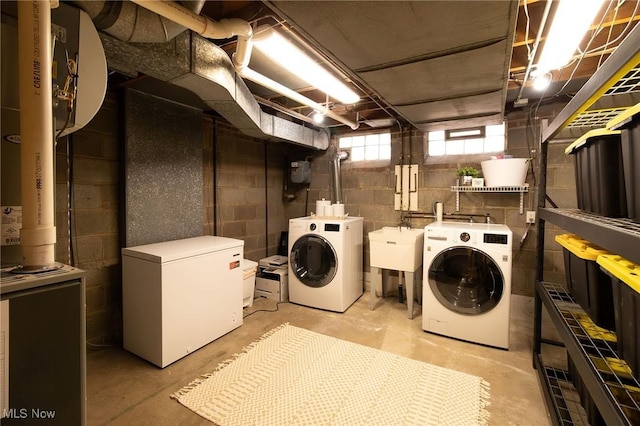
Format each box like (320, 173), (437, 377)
(171, 324), (490, 425)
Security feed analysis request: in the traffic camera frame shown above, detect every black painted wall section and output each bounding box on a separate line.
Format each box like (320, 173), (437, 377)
(124, 89), (203, 247)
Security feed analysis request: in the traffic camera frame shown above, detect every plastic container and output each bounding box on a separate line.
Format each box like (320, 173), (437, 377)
(480, 158), (528, 186)
(242, 259), (258, 308)
(607, 103), (640, 222)
(568, 356), (605, 426)
(565, 128), (627, 218)
(554, 234), (615, 331)
(597, 254), (640, 377)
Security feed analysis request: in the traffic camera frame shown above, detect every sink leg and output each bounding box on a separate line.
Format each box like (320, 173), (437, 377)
(381, 269), (390, 297)
(406, 271), (415, 319)
(369, 267), (380, 310)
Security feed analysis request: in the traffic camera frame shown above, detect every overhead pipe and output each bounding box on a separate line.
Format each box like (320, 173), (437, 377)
(254, 95), (322, 127)
(17, 0), (57, 271)
(515, 0), (553, 103)
(330, 150), (348, 204)
(71, 0), (206, 43)
(130, 0), (359, 130)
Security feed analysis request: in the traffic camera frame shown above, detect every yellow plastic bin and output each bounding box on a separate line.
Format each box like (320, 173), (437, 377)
(565, 128), (626, 218)
(555, 234), (615, 331)
(608, 102), (640, 222)
(597, 254), (640, 377)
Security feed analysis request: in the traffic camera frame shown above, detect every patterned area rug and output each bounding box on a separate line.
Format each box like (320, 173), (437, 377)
(171, 324), (490, 425)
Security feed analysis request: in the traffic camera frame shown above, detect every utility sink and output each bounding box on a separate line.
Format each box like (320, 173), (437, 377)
(369, 227), (424, 272)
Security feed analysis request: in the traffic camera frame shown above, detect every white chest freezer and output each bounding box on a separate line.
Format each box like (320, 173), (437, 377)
(122, 236), (243, 367)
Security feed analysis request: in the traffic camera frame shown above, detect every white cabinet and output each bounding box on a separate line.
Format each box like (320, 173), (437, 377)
(122, 236), (243, 368)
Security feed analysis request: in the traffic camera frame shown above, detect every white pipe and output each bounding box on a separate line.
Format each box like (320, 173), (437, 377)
(515, 0), (553, 102)
(240, 67), (359, 130)
(254, 95), (322, 127)
(18, 0), (57, 269)
(131, 0), (358, 130)
(130, 0), (253, 67)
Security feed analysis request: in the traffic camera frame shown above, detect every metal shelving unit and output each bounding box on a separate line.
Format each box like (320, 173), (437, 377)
(534, 21), (640, 426)
(537, 281), (640, 425)
(450, 184), (529, 213)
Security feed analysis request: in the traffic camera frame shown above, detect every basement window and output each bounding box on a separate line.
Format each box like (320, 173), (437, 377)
(338, 131), (391, 163)
(426, 123), (506, 162)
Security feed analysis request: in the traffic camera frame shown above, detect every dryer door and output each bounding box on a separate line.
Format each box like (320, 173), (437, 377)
(290, 234), (338, 288)
(428, 246), (504, 315)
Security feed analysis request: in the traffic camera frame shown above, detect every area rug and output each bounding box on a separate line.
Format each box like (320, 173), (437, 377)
(171, 324), (490, 425)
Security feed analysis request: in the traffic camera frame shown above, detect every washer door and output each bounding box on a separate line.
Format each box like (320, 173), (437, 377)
(290, 234), (338, 288)
(428, 246), (504, 315)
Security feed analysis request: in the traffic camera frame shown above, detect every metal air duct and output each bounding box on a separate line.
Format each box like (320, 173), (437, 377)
(74, 0), (331, 149)
(69, 0), (206, 43)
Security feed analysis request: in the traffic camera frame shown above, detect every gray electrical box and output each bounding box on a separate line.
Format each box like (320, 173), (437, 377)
(290, 160), (311, 184)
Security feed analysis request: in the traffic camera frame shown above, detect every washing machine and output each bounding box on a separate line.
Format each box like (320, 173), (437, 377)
(422, 221), (512, 349)
(288, 216), (363, 312)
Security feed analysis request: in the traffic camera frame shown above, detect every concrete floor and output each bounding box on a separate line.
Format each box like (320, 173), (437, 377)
(87, 293), (552, 425)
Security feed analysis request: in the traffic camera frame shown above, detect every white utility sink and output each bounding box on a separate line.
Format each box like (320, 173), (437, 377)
(369, 227), (424, 272)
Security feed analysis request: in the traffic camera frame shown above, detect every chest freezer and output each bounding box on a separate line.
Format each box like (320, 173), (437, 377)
(122, 236), (243, 367)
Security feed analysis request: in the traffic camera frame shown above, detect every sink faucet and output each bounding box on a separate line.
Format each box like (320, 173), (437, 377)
(398, 217), (411, 229)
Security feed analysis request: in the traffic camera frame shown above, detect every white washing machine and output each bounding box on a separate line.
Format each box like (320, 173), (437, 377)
(422, 221), (512, 349)
(288, 216), (363, 312)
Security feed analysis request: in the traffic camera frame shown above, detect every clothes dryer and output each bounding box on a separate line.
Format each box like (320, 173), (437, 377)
(288, 216), (363, 312)
(422, 221), (512, 349)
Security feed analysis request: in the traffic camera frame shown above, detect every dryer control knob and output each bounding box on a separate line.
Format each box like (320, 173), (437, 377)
(460, 232), (470, 242)
(310, 223), (317, 231)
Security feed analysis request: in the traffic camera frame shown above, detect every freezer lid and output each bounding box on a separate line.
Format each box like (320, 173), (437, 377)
(121, 236), (243, 263)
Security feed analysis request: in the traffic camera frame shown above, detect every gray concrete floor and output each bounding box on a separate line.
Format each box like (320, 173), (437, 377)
(87, 293), (552, 425)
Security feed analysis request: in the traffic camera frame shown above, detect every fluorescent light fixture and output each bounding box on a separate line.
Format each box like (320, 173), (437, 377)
(252, 29), (360, 105)
(535, 0), (606, 75)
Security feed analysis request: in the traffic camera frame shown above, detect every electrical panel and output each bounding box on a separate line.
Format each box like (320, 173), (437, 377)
(290, 160), (311, 184)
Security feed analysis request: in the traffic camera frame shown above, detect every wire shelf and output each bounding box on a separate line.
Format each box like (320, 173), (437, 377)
(451, 185), (529, 213)
(566, 107), (628, 129)
(536, 362), (589, 426)
(538, 281), (640, 425)
(604, 65), (640, 96)
(450, 185), (529, 192)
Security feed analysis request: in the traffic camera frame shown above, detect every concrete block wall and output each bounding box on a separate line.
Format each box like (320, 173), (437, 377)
(51, 89), (576, 343)
(284, 103), (577, 297)
(208, 119), (287, 262)
(55, 92), (122, 345)
(54, 94), (289, 344)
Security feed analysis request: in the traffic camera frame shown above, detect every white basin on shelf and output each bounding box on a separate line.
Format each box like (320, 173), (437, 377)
(369, 227), (424, 271)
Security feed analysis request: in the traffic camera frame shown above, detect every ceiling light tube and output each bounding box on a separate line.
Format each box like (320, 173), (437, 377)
(535, 0), (606, 75)
(239, 67), (359, 129)
(252, 28), (360, 105)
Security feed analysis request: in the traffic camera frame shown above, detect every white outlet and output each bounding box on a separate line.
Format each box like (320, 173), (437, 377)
(526, 211), (536, 224)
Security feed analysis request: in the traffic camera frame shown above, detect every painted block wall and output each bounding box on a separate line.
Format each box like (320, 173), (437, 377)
(284, 104), (575, 297)
(53, 89), (575, 344)
(54, 93), (288, 345)
(55, 92), (122, 344)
